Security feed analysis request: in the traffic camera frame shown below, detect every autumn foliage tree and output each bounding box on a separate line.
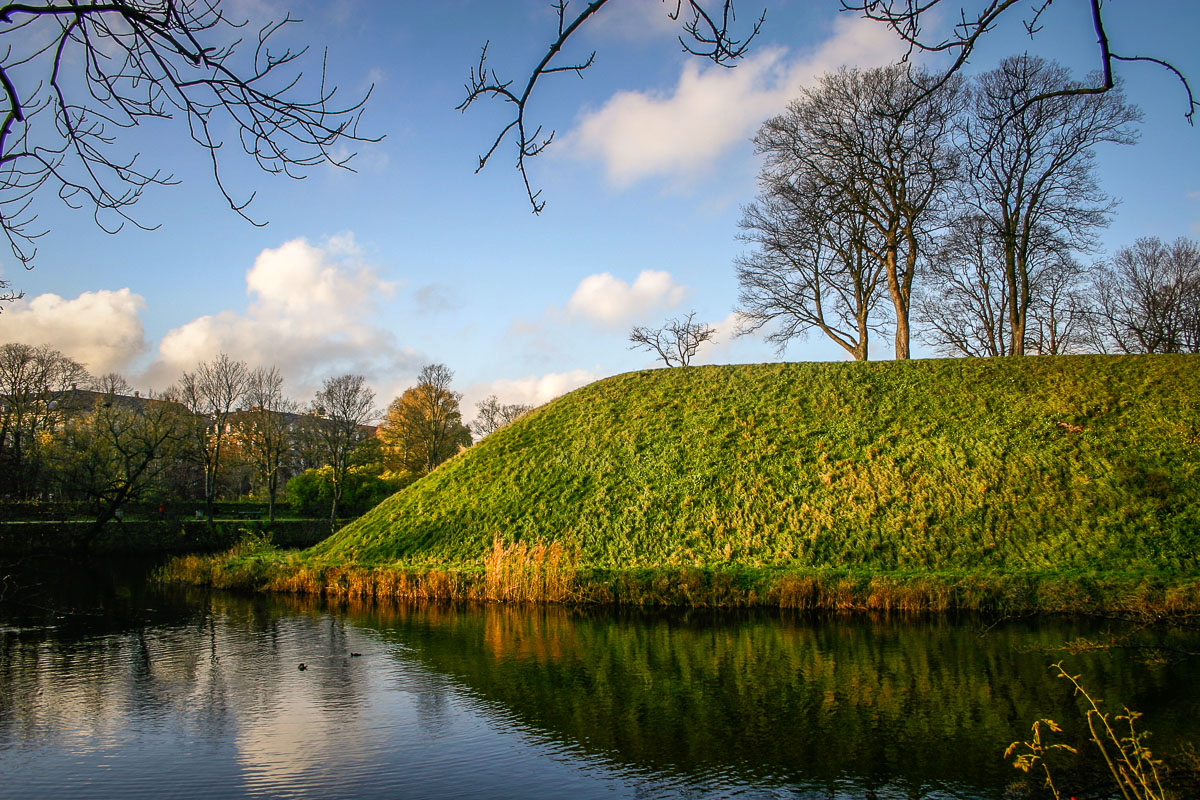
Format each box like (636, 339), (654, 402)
(378, 364), (471, 475)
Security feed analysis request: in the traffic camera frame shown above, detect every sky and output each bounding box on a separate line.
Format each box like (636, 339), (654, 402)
(1, 0), (1197, 424)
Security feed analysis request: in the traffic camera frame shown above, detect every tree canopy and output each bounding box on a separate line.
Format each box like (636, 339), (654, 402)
(378, 364), (471, 476)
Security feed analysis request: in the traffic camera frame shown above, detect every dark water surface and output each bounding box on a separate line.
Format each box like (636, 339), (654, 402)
(1, 558), (1198, 799)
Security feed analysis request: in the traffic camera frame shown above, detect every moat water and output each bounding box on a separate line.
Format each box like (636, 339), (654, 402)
(1, 558), (1198, 798)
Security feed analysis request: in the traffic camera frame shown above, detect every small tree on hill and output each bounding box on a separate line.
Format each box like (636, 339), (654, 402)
(629, 311), (717, 367)
(473, 395), (533, 439)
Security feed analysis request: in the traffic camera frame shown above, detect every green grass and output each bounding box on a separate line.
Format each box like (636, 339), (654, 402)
(307, 355), (1199, 577)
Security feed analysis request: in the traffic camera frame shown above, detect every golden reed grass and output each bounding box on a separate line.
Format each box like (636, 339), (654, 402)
(483, 533), (579, 602)
(157, 547), (1200, 615)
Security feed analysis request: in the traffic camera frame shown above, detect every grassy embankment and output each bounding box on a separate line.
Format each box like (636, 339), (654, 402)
(161, 354), (1200, 612)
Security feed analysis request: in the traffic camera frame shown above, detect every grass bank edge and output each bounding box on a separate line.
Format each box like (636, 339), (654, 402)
(158, 547), (1200, 615)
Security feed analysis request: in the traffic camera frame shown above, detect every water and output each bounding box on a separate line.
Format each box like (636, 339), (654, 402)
(1, 558), (1198, 799)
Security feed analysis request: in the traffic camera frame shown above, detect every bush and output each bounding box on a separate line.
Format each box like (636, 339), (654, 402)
(285, 466), (415, 518)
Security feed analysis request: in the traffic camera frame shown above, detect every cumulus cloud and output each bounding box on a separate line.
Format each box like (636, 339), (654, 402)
(0, 288), (147, 375)
(565, 15), (907, 186)
(145, 234), (420, 396)
(566, 269), (688, 325)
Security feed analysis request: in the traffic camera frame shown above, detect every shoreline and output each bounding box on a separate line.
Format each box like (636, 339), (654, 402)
(157, 549), (1200, 615)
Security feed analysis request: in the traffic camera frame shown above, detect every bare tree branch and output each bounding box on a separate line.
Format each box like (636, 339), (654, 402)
(0, 0), (379, 273)
(460, 0), (764, 213)
(841, 0), (1198, 122)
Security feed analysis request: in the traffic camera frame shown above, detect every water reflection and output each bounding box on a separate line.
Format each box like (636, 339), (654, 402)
(354, 602), (1199, 796)
(1, 566), (1198, 799)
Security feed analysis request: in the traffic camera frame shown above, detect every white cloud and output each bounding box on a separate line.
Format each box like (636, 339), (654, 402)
(584, 0), (682, 40)
(565, 15), (907, 186)
(566, 269), (688, 325)
(145, 234), (420, 397)
(690, 310), (746, 364)
(462, 368), (603, 422)
(0, 289), (147, 375)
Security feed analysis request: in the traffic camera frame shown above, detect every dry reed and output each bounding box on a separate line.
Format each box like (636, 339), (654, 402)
(157, 549), (1200, 617)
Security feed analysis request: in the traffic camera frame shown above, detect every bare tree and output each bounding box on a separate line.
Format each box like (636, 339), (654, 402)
(736, 170), (888, 361)
(916, 216), (1013, 357)
(755, 65), (961, 359)
(311, 373), (376, 528)
(843, 1), (1198, 122)
(176, 353), (249, 523)
(90, 372), (133, 396)
(459, 0), (764, 212)
(629, 311), (717, 367)
(1023, 252), (1092, 356)
(1091, 237), (1200, 354)
(957, 55), (1140, 356)
(917, 215), (1090, 357)
(472, 395), (533, 439)
(241, 365), (298, 522)
(0, 0), (377, 273)
(0, 342), (89, 498)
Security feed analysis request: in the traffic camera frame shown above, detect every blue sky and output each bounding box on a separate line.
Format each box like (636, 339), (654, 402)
(2, 0), (1197, 420)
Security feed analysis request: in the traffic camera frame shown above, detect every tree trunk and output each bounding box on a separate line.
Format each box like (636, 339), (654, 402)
(893, 313), (911, 360)
(329, 483), (340, 532)
(884, 240), (912, 360)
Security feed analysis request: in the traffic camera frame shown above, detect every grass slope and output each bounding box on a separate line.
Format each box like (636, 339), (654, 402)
(310, 355), (1199, 574)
